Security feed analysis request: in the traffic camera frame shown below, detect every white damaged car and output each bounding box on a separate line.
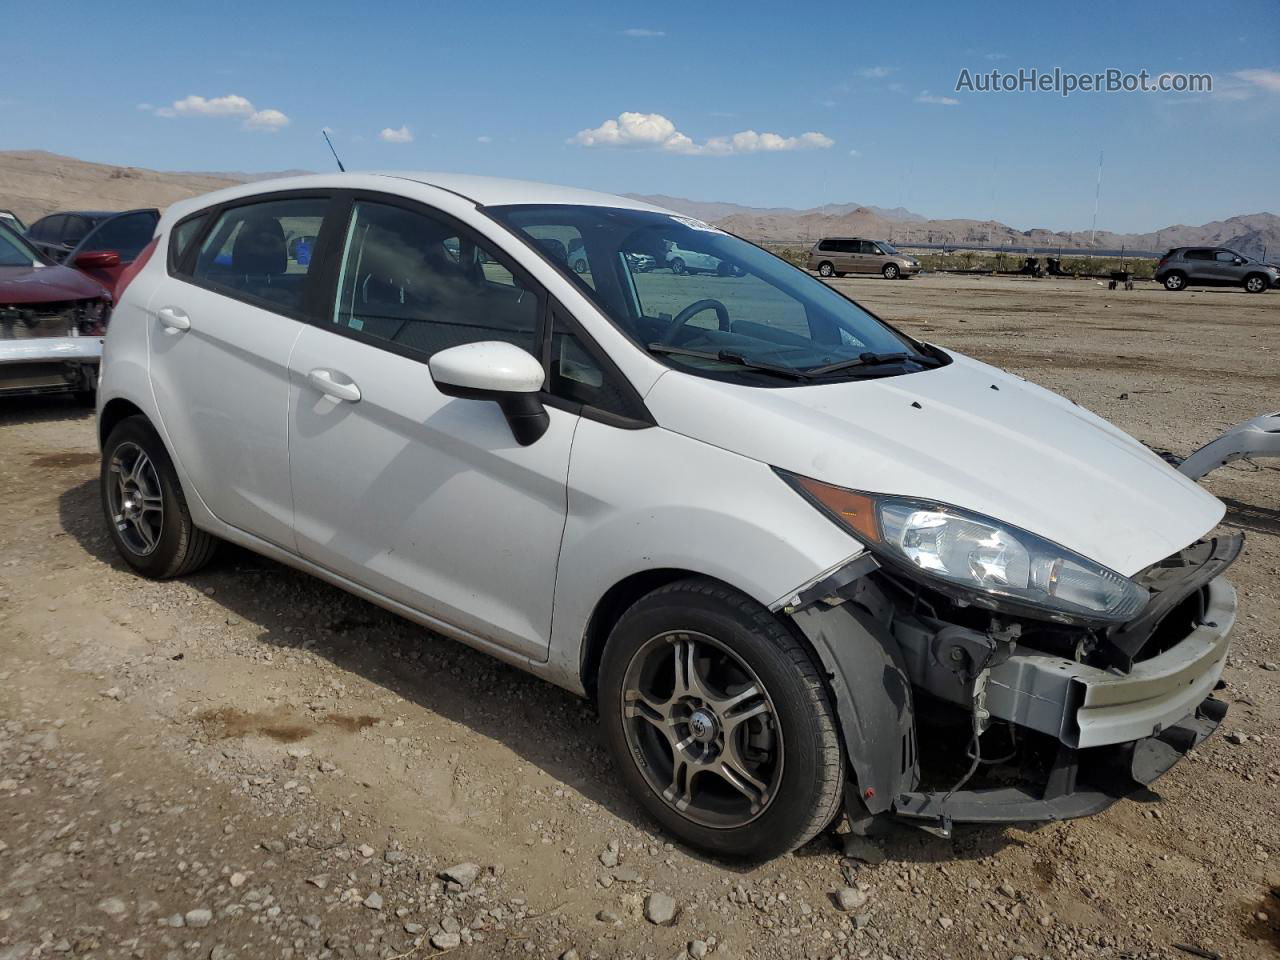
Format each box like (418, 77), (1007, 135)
(96, 173), (1239, 858)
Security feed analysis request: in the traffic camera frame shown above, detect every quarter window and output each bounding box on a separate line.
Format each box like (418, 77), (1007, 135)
(189, 198), (329, 313)
(331, 200), (539, 359)
(170, 213), (209, 268)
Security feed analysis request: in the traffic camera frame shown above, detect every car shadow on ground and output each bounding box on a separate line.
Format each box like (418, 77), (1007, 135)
(0, 394), (95, 428)
(57, 474), (1025, 869)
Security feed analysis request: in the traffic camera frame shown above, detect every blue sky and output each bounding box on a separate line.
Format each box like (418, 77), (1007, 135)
(2, 0), (1277, 232)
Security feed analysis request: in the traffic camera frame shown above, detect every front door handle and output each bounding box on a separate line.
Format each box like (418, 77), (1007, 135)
(156, 306), (191, 332)
(308, 368), (362, 403)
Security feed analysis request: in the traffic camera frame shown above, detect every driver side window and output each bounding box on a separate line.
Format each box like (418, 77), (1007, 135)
(331, 200), (540, 359)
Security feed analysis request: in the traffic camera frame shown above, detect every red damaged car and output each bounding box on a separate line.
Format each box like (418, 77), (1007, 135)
(0, 220), (114, 403)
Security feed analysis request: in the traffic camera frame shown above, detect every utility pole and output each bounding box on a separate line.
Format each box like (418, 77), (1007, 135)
(1090, 151), (1103, 248)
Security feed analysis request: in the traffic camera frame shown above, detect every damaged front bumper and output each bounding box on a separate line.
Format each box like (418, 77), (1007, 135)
(786, 535), (1241, 836)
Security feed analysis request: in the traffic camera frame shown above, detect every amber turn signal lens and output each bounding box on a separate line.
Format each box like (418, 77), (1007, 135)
(793, 478), (881, 544)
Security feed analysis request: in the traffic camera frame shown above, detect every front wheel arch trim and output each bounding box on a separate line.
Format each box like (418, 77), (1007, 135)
(98, 398), (149, 450)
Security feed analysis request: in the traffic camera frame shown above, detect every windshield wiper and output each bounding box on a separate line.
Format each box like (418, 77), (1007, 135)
(646, 343), (814, 380)
(804, 351), (939, 377)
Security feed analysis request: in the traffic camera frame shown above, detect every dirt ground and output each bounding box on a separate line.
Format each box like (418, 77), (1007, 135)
(1, 273), (1277, 960)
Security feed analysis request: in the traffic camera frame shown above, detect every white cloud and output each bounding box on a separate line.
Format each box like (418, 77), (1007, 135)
(245, 108), (289, 132)
(915, 90), (959, 105)
(147, 93), (290, 132)
(570, 112), (833, 155)
(167, 94), (255, 117)
(1234, 68), (1280, 93)
(857, 66), (894, 79)
(622, 27), (665, 37)
(849, 149), (861, 157)
(379, 125), (414, 143)
(476, 135), (492, 143)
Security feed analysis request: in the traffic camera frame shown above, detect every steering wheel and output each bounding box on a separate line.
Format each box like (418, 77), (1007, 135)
(660, 298), (732, 344)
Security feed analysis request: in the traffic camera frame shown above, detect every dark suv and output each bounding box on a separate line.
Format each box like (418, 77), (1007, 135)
(25, 209), (159, 294)
(1154, 247), (1277, 294)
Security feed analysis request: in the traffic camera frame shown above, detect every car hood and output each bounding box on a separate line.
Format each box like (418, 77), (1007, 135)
(0, 264), (107, 304)
(645, 351), (1225, 577)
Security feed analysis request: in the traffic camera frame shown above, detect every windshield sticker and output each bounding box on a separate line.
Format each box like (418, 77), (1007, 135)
(669, 215), (724, 234)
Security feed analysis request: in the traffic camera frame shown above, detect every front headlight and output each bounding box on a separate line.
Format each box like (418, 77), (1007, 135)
(779, 472), (1148, 625)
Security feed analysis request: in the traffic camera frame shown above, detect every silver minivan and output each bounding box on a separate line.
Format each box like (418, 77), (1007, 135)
(807, 237), (920, 279)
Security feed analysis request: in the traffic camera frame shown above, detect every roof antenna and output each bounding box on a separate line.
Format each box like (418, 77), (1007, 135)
(322, 129), (345, 172)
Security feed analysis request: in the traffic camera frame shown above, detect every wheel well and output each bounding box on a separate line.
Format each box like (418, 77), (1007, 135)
(1244, 271), (1268, 283)
(578, 568), (708, 701)
(98, 398), (147, 450)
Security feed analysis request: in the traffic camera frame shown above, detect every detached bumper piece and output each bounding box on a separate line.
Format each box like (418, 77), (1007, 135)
(892, 696), (1226, 837)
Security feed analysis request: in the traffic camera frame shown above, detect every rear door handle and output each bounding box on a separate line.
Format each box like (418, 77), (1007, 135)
(307, 368), (361, 403)
(156, 306), (191, 332)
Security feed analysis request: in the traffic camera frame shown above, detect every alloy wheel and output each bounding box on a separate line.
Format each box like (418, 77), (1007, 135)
(107, 441), (164, 555)
(621, 631), (783, 829)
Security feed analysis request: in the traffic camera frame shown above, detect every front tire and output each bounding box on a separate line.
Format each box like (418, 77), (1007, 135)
(1164, 271), (1187, 291)
(100, 415), (217, 578)
(882, 263), (900, 280)
(1244, 274), (1268, 294)
(599, 578), (845, 859)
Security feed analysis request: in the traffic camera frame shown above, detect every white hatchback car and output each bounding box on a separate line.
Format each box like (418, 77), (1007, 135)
(98, 173), (1239, 859)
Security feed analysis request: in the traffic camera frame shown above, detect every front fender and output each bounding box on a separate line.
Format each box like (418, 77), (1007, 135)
(546, 419), (860, 688)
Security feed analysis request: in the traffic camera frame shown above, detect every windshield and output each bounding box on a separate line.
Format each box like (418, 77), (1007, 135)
(488, 204), (929, 383)
(0, 223), (40, 267)
(878, 241), (899, 255)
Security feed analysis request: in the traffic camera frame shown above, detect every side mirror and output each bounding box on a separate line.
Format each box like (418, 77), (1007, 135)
(1234, 257), (1246, 265)
(429, 341), (549, 446)
(75, 250), (121, 269)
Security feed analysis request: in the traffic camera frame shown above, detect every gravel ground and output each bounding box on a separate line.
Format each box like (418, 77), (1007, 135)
(1, 273), (1277, 960)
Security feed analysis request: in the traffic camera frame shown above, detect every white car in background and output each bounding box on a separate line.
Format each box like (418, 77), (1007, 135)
(666, 241), (731, 275)
(96, 172), (1239, 859)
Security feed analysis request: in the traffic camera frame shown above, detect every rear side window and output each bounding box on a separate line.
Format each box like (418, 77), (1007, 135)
(189, 198), (329, 314)
(818, 239), (837, 252)
(330, 200), (540, 359)
(79, 212), (157, 262)
(29, 215), (63, 243)
(63, 216), (92, 246)
(1184, 249), (1212, 261)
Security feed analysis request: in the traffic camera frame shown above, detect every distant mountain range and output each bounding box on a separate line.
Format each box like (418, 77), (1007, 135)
(627, 193), (1280, 259)
(1, 151), (1274, 260)
(624, 194), (928, 224)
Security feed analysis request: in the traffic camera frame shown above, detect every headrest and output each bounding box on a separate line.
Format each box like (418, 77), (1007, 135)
(534, 237), (568, 265)
(231, 218), (287, 275)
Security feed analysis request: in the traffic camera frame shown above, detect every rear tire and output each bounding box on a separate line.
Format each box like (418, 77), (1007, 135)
(100, 415), (217, 579)
(1244, 274), (1268, 294)
(1163, 271), (1187, 291)
(670, 258), (687, 275)
(598, 577), (845, 860)
(817, 262), (834, 278)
